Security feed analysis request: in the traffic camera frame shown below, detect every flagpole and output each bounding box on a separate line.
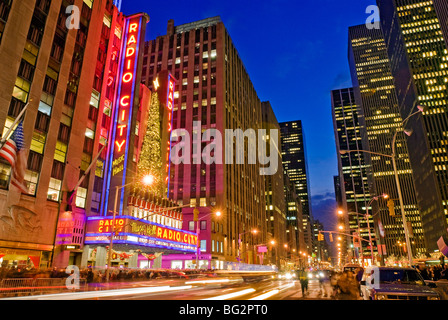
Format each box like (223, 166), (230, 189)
(51, 143), (108, 268)
(67, 143), (107, 206)
(0, 101), (31, 146)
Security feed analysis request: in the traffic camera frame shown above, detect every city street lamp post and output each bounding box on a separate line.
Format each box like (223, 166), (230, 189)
(195, 210), (221, 269)
(365, 194), (388, 265)
(105, 175), (154, 282)
(238, 229), (258, 264)
(339, 104), (426, 266)
(343, 194), (388, 266)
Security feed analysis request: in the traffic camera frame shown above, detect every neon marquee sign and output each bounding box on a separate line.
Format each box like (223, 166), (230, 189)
(85, 216), (198, 252)
(103, 13), (148, 216)
(113, 19), (140, 170)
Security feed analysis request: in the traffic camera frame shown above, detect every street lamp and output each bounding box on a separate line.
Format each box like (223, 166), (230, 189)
(195, 210), (222, 269)
(106, 174), (155, 282)
(339, 105), (426, 266)
(365, 194), (388, 265)
(238, 229), (259, 264)
(341, 194), (388, 266)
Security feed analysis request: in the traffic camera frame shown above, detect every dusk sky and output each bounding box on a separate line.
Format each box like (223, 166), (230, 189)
(121, 0), (376, 229)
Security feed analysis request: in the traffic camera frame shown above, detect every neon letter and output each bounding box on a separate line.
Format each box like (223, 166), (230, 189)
(115, 140), (126, 152)
(123, 72), (133, 83)
(120, 95), (130, 106)
(126, 47), (135, 57)
(127, 35), (137, 45)
(118, 125), (127, 136)
(129, 23), (138, 33)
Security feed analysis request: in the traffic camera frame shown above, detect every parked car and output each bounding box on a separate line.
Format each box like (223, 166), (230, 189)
(360, 266), (440, 300)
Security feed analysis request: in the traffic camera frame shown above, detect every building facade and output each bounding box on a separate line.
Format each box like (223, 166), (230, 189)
(0, 0), (196, 271)
(261, 101), (287, 267)
(331, 87), (376, 264)
(376, 0), (448, 253)
(140, 17), (268, 268)
(0, 0), (129, 269)
(279, 120), (314, 255)
(284, 172), (305, 261)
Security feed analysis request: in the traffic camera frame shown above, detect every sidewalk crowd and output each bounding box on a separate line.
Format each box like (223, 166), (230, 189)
(0, 265), (204, 283)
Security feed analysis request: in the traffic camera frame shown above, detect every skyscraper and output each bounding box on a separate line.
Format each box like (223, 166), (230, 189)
(331, 87), (376, 263)
(377, 0), (448, 252)
(348, 24), (427, 259)
(261, 101), (286, 266)
(284, 172), (305, 255)
(141, 17), (267, 267)
(280, 120), (313, 254)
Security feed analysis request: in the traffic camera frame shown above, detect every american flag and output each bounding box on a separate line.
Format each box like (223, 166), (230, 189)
(0, 121), (28, 194)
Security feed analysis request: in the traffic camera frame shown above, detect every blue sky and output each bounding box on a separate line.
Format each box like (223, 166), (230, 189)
(121, 0), (376, 228)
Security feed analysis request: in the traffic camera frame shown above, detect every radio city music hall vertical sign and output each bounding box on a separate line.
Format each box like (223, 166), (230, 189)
(153, 71), (177, 198)
(165, 73), (176, 197)
(103, 13), (149, 216)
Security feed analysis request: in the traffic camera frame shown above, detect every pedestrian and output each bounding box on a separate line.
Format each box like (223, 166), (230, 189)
(355, 267), (364, 295)
(86, 267), (94, 283)
(330, 271), (340, 298)
(440, 265), (448, 280)
(419, 265), (431, 280)
(298, 269), (309, 297)
(336, 271), (359, 300)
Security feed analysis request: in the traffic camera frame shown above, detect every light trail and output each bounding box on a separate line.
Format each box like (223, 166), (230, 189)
(202, 288), (256, 300)
(249, 282), (296, 300)
(1, 285), (194, 300)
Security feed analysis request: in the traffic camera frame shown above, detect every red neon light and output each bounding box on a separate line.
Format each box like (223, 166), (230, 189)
(129, 23), (138, 33)
(120, 96), (130, 106)
(118, 125), (127, 136)
(112, 16), (141, 166)
(126, 47), (135, 57)
(115, 140), (126, 152)
(123, 72), (133, 83)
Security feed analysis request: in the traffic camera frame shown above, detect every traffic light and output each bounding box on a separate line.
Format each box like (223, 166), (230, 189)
(387, 199), (395, 216)
(329, 233), (334, 243)
(318, 233), (324, 241)
(193, 208), (199, 221)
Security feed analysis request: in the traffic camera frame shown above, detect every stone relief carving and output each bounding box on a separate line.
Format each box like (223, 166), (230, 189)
(0, 205), (42, 235)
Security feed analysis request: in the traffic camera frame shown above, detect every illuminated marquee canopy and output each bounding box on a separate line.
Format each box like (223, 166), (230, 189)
(85, 217), (198, 253)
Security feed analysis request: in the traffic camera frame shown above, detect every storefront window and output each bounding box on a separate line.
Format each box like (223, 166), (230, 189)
(185, 260), (194, 269)
(171, 260), (182, 269)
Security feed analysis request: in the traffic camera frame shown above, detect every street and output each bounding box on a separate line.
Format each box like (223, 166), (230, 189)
(1, 278), (335, 301)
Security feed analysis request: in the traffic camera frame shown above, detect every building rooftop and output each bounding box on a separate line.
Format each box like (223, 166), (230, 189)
(174, 16), (222, 33)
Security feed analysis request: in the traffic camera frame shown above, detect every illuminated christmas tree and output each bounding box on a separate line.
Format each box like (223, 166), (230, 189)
(135, 92), (164, 197)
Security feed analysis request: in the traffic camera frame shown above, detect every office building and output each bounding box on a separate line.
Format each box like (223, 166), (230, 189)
(284, 172), (305, 257)
(141, 17), (267, 268)
(280, 120), (314, 255)
(261, 101), (286, 267)
(376, 0), (448, 252)
(331, 87), (376, 263)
